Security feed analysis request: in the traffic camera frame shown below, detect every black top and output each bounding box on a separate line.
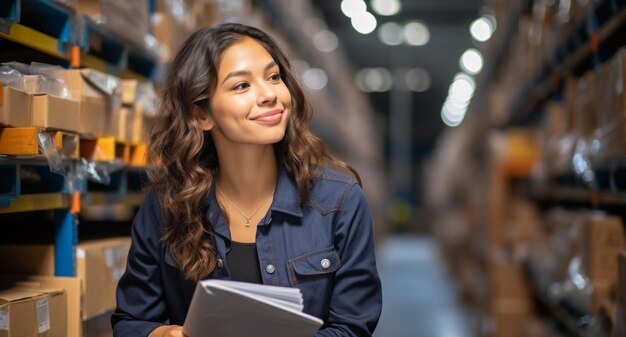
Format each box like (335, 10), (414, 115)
(226, 241), (263, 284)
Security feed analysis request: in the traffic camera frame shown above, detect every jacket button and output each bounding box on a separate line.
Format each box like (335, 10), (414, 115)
(321, 259), (331, 270)
(265, 264), (276, 274)
(217, 258), (224, 268)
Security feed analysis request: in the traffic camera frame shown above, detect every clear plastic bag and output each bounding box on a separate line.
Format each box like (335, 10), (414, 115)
(0, 65), (25, 90)
(38, 132), (66, 176)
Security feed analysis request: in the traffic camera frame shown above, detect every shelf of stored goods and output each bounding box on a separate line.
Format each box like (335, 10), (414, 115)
(507, 0), (626, 125)
(531, 186), (626, 206)
(0, 128), (147, 277)
(0, 155), (78, 277)
(0, 0), (161, 82)
(77, 15), (158, 82)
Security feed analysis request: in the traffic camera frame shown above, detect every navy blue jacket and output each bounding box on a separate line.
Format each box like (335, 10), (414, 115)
(111, 167), (382, 337)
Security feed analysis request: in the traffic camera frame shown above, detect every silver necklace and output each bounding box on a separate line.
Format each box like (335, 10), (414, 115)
(215, 184), (273, 228)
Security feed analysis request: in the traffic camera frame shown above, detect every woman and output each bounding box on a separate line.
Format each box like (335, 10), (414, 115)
(112, 23), (382, 337)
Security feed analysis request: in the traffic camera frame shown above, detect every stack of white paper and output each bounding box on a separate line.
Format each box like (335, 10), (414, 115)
(183, 279), (323, 337)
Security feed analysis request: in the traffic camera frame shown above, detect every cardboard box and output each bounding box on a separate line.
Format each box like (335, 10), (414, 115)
(0, 276), (81, 337)
(592, 49), (626, 165)
(121, 80), (137, 106)
(489, 298), (533, 337)
(0, 286), (67, 337)
(582, 214), (625, 284)
(55, 69), (122, 137)
(1, 86), (80, 132)
(77, 238), (130, 320)
(108, 107), (130, 141)
(581, 214), (625, 313)
(488, 258), (531, 301)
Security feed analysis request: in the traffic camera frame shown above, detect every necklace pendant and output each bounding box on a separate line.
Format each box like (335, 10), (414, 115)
(245, 219), (250, 228)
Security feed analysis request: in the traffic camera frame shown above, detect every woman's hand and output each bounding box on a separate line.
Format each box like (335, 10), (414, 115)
(150, 325), (187, 337)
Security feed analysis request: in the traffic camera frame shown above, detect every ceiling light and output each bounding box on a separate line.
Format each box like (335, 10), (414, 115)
(441, 106), (465, 127)
(341, 0), (367, 18)
(371, 0), (401, 16)
(404, 68), (431, 92)
(313, 30), (339, 52)
(470, 17), (494, 42)
(403, 21), (430, 46)
(460, 48), (483, 74)
(378, 22), (403, 46)
(352, 11), (377, 34)
(443, 99), (467, 118)
(302, 68), (328, 91)
(446, 94), (470, 109)
(355, 67), (392, 92)
(448, 74), (475, 103)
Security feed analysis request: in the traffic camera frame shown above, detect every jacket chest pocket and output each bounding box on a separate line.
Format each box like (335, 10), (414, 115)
(286, 246), (341, 286)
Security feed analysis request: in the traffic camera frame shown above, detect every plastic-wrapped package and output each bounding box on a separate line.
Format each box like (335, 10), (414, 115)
(77, 0), (150, 50)
(549, 84), (577, 176)
(0, 65), (25, 91)
(2, 62), (73, 99)
(29, 62), (73, 99)
(2, 61), (31, 75)
(566, 73), (596, 185)
(591, 49), (625, 168)
(152, 0), (195, 60)
(543, 210), (595, 315)
(542, 101), (569, 178)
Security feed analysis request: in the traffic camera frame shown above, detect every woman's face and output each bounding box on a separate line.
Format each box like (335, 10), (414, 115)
(206, 37), (292, 146)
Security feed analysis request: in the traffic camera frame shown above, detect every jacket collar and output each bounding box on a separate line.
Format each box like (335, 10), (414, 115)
(270, 167), (303, 217)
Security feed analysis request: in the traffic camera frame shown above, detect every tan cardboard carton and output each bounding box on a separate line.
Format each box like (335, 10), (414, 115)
(0, 287), (67, 337)
(121, 80), (138, 106)
(77, 237), (131, 320)
(582, 214), (625, 284)
(581, 214), (625, 313)
(0, 277), (81, 337)
(1, 86), (80, 132)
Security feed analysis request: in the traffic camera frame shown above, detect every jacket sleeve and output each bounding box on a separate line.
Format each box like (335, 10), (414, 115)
(315, 183), (383, 337)
(111, 192), (168, 337)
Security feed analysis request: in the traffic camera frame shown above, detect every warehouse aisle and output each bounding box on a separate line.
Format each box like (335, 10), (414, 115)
(374, 235), (475, 337)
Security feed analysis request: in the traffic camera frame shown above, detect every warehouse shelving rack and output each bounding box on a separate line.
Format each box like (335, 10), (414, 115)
(476, 0), (626, 336)
(0, 128), (147, 277)
(0, 0), (155, 281)
(0, 0), (160, 81)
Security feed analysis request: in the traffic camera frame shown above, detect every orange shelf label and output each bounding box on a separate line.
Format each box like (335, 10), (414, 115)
(71, 191), (81, 214)
(71, 46), (80, 68)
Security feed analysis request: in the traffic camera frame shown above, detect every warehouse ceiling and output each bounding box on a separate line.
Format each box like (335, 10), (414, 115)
(313, 0), (484, 157)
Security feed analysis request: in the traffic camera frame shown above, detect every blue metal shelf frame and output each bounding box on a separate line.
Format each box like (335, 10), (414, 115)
(21, 0), (73, 44)
(0, 0), (19, 25)
(54, 208), (77, 276)
(0, 0), (73, 44)
(0, 157), (77, 276)
(79, 16), (126, 69)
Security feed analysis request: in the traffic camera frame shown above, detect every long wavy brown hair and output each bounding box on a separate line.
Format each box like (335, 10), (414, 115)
(147, 23), (360, 282)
